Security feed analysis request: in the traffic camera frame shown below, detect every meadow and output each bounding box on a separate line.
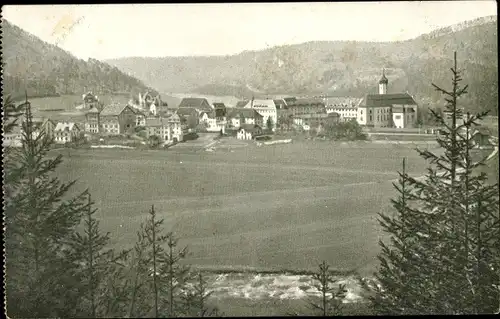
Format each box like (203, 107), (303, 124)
(54, 140), (438, 276)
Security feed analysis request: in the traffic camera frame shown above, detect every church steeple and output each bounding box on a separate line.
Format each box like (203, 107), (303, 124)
(379, 69), (388, 94)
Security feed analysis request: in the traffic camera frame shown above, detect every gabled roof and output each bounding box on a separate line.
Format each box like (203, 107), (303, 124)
(168, 113), (181, 122)
(474, 126), (492, 136)
(54, 122), (79, 132)
(283, 97), (297, 105)
(249, 99), (276, 109)
(178, 97), (211, 109)
(100, 103), (130, 116)
(273, 99), (287, 109)
(227, 108), (263, 119)
(238, 123), (262, 133)
(360, 93), (417, 108)
(325, 97), (362, 107)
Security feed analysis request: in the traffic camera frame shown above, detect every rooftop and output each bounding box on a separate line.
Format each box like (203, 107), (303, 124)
(239, 123), (262, 133)
(54, 122), (78, 132)
(360, 93), (417, 108)
(178, 97), (211, 109)
(227, 108), (263, 119)
(100, 103), (130, 116)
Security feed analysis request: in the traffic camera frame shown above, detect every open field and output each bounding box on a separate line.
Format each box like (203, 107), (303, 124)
(54, 140), (440, 276)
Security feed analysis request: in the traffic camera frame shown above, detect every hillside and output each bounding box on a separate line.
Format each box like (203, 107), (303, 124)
(107, 15), (498, 114)
(1, 19), (154, 101)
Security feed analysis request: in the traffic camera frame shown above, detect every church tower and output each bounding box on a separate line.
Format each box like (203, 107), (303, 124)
(379, 69), (388, 95)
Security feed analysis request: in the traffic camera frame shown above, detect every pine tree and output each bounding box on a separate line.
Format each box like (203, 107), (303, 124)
(160, 231), (191, 317)
(4, 97), (91, 317)
(127, 205), (191, 317)
(182, 272), (220, 317)
(308, 261), (347, 316)
(67, 193), (130, 317)
(372, 52), (499, 315)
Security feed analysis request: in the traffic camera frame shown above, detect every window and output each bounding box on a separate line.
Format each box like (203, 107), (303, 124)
(369, 115), (372, 121)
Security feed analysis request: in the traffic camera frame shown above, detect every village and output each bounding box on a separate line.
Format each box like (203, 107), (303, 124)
(3, 70), (495, 150)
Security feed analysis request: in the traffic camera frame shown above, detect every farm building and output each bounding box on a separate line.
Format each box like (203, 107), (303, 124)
(178, 97), (212, 112)
(99, 103), (137, 135)
(54, 122), (81, 144)
(357, 70), (418, 128)
(237, 124), (262, 140)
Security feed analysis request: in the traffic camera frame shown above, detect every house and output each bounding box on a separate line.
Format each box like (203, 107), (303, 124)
(213, 103), (227, 118)
(472, 127), (493, 149)
(357, 70), (418, 128)
(133, 109), (147, 127)
(145, 113), (184, 144)
(54, 122), (81, 144)
(99, 103), (137, 135)
(227, 108), (264, 129)
(178, 97), (212, 112)
(237, 124), (262, 140)
(3, 124), (23, 147)
(242, 98), (278, 131)
(85, 107), (101, 133)
(167, 113), (184, 142)
(82, 92), (99, 109)
(32, 117), (56, 139)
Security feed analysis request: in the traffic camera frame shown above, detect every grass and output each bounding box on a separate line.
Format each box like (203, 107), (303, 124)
(53, 140), (437, 276)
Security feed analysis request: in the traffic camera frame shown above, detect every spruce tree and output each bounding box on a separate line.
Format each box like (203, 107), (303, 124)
(308, 261), (347, 316)
(182, 272), (220, 317)
(372, 52), (499, 314)
(67, 193), (130, 317)
(4, 97), (91, 317)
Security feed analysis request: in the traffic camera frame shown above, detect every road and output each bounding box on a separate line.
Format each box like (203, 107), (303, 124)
(171, 132), (219, 151)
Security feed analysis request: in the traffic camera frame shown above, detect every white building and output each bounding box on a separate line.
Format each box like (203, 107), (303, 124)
(324, 97), (362, 122)
(54, 122), (81, 144)
(241, 99), (277, 131)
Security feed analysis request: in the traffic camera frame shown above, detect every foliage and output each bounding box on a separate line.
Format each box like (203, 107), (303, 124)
(182, 272), (221, 317)
(266, 116), (274, 132)
(308, 261), (347, 316)
(4, 98), (91, 317)
(372, 52), (500, 315)
(2, 20), (151, 100)
(67, 194), (130, 317)
(148, 134), (162, 148)
(323, 119), (366, 140)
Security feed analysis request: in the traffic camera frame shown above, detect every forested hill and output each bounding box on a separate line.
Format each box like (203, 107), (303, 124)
(1, 19), (154, 101)
(107, 15), (498, 114)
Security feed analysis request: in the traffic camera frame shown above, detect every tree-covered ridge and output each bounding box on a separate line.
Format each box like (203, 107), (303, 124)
(107, 16), (497, 114)
(1, 19), (153, 100)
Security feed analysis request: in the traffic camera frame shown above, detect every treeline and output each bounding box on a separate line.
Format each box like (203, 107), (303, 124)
(2, 20), (152, 100)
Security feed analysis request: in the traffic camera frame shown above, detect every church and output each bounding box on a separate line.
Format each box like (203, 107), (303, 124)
(357, 70), (418, 128)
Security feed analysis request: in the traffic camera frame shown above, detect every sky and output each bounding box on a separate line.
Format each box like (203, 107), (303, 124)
(2, 2), (497, 61)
